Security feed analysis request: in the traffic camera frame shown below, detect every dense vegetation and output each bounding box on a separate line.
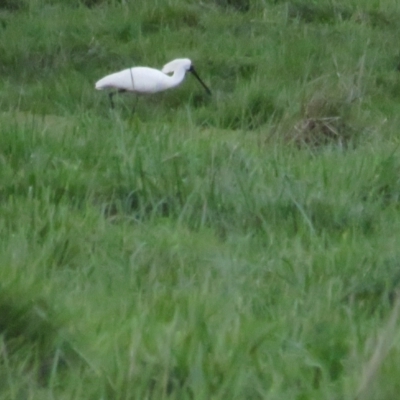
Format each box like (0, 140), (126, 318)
(1, 0), (400, 398)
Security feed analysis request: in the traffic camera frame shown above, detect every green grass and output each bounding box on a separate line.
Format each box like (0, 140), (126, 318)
(1, 0), (400, 398)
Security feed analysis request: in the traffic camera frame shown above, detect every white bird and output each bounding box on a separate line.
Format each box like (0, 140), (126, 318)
(95, 58), (211, 109)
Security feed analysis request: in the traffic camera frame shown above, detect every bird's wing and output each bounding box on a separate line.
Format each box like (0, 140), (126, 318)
(130, 67), (172, 93)
(96, 67), (173, 93)
(95, 69), (135, 91)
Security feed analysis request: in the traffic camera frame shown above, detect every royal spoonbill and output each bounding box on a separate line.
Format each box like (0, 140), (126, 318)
(95, 58), (211, 109)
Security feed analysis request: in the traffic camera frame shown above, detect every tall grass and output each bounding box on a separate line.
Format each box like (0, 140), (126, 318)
(1, 0), (400, 398)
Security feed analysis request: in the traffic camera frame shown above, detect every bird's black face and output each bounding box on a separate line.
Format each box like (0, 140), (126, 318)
(189, 66), (211, 95)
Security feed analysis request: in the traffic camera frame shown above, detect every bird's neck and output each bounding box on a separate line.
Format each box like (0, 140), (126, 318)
(169, 68), (187, 88)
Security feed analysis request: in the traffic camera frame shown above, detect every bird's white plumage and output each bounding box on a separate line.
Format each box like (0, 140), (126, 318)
(95, 59), (192, 94)
(95, 58), (210, 108)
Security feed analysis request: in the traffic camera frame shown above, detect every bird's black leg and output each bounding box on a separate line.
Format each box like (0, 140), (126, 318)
(108, 92), (115, 109)
(108, 89), (127, 110)
(132, 96), (139, 114)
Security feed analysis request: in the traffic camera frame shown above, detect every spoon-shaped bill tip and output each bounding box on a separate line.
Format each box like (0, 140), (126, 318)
(190, 67), (211, 95)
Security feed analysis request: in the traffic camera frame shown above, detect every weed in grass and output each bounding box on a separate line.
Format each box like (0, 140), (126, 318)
(141, 5), (201, 33)
(287, 1), (353, 24)
(287, 80), (361, 148)
(212, 0), (250, 13)
(0, 288), (78, 389)
(0, 0), (24, 11)
(361, 154), (400, 208)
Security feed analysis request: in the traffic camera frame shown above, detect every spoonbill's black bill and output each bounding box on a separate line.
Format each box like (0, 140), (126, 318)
(189, 66), (212, 95)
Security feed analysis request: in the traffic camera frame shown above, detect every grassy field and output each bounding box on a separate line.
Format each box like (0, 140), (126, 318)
(1, 0), (400, 398)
